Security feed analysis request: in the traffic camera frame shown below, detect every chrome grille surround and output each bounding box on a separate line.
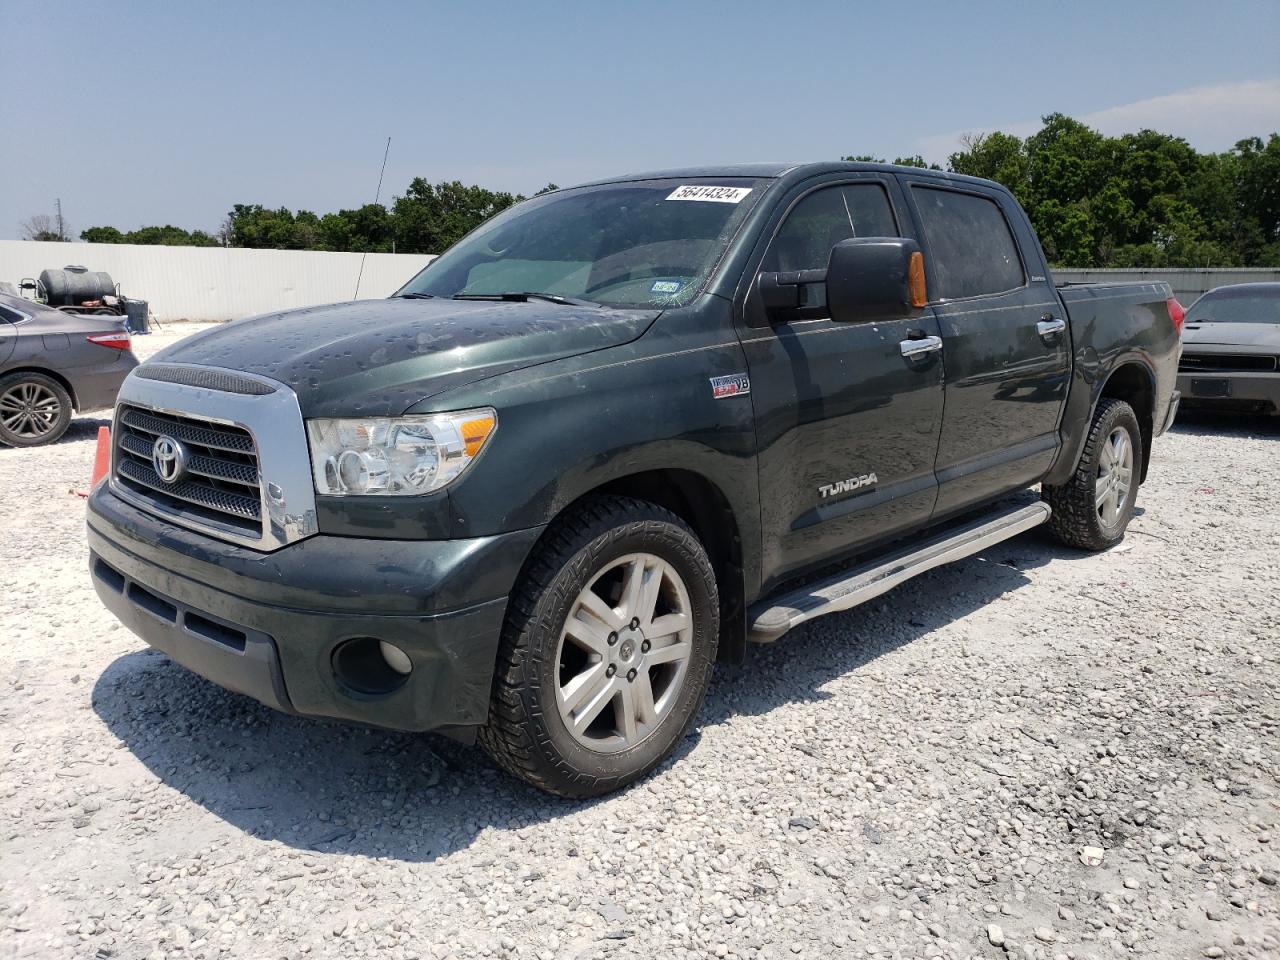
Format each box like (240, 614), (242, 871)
(109, 364), (318, 551)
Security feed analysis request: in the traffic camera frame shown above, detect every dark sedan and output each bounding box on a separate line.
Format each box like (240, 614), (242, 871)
(0, 292), (139, 446)
(1177, 282), (1280, 416)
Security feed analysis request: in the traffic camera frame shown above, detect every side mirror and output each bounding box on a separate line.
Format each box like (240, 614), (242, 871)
(826, 237), (927, 323)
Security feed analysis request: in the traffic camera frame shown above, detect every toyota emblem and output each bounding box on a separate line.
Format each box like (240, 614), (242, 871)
(151, 435), (188, 483)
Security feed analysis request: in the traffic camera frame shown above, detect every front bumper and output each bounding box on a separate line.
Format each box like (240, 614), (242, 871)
(88, 483), (542, 734)
(1176, 371), (1280, 414)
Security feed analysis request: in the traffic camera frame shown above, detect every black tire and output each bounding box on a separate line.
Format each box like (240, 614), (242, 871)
(0, 372), (73, 447)
(1043, 398), (1142, 551)
(479, 495), (720, 798)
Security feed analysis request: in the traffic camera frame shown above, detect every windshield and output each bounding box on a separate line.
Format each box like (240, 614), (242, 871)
(395, 178), (765, 308)
(1186, 289), (1280, 325)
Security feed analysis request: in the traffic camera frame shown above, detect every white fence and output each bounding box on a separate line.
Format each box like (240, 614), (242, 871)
(0, 240), (435, 323)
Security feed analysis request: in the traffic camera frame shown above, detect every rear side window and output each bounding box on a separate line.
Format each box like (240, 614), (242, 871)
(762, 184), (898, 273)
(912, 187), (1024, 300)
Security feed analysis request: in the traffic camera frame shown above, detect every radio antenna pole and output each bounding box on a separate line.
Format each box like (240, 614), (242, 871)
(353, 136), (392, 299)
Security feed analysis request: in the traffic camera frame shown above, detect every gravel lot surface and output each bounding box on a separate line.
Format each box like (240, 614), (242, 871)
(2, 323), (1277, 960)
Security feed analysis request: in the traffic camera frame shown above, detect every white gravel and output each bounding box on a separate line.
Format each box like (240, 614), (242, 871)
(1, 323), (1277, 960)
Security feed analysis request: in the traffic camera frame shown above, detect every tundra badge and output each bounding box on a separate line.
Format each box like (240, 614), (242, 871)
(819, 473), (878, 499)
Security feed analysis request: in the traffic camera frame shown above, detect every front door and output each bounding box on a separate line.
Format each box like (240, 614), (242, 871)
(737, 176), (945, 592)
(900, 180), (1070, 517)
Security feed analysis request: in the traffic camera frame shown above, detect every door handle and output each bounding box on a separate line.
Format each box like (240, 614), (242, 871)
(900, 335), (942, 358)
(1036, 317), (1066, 338)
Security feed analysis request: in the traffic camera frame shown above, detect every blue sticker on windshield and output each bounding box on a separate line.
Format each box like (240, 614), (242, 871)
(651, 280), (683, 294)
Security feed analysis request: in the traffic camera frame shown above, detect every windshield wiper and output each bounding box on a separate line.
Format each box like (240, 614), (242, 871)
(391, 292), (435, 299)
(453, 292), (596, 307)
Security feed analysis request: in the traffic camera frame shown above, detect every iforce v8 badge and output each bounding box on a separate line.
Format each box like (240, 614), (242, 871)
(710, 374), (750, 399)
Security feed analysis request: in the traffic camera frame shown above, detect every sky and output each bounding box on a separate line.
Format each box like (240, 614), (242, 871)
(2, 0), (1278, 241)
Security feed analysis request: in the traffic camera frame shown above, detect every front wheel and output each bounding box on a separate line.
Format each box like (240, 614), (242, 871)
(1043, 398), (1142, 551)
(479, 496), (719, 797)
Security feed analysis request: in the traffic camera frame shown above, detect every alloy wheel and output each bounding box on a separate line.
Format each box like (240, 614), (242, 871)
(0, 381), (61, 439)
(1095, 426), (1133, 526)
(554, 552), (694, 753)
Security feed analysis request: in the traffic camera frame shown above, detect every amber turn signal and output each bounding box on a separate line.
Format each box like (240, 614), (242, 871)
(908, 251), (928, 308)
(461, 414), (497, 458)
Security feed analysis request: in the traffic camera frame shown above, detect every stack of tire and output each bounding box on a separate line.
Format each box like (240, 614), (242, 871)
(39, 266), (117, 309)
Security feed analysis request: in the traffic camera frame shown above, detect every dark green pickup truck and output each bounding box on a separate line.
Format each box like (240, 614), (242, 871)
(88, 162), (1182, 796)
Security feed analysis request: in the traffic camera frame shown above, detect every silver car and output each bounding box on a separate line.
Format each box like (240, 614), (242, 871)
(0, 292), (139, 446)
(1177, 282), (1280, 416)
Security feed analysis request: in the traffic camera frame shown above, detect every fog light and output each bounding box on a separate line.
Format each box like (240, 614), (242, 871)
(379, 640), (413, 675)
(331, 636), (412, 696)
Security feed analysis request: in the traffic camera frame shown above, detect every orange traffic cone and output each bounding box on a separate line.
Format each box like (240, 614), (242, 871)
(74, 426), (111, 498)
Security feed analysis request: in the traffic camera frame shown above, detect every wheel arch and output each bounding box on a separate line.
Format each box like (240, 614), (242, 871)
(526, 468), (749, 665)
(1096, 361), (1155, 482)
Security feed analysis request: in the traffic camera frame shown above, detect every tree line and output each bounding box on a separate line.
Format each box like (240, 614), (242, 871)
(945, 115), (1278, 268)
(25, 114), (1280, 267)
(849, 117), (1278, 267)
(64, 179), (556, 256)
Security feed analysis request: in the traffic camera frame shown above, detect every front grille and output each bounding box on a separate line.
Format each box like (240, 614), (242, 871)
(114, 404), (263, 537)
(1179, 352), (1278, 373)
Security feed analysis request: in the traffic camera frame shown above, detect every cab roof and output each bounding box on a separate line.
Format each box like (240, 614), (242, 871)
(576, 161), (1006, 194)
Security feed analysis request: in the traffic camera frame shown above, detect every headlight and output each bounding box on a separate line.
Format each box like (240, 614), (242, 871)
(305, 409), (496, 496)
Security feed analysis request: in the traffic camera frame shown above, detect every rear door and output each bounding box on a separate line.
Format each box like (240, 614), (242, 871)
(900, 179), (1069, 517)
(737, 174), (945, 591)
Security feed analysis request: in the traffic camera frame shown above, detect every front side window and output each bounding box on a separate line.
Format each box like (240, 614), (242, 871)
(762, 183), (899, 273)
(397, 178), (765, 308)
(912, 187), (1024, 300)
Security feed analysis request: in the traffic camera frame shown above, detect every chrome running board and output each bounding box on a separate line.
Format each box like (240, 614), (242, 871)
(746, 501), (1052, 643)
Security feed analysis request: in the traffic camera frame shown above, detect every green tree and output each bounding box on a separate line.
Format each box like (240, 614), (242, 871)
(81, 223), (221, 246)
(226, 205), (313, 249)
(891, 155), (941, 170)
(840, 155), (940, 169)
(945, 114), (1278, 268)
(81, 226), (126, 243)
(391, 179), (523, 254)
(314, 204), (392, 252)
(948, 132), (1030, 204)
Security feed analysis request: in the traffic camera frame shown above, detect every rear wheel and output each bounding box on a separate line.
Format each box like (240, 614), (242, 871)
(0, 372), (73, 447)
(1043, 398), (1141, 551)
(479, 496), (719, 797)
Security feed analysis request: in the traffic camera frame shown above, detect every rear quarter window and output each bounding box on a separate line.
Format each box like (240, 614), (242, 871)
(912, 186), (1025, 300)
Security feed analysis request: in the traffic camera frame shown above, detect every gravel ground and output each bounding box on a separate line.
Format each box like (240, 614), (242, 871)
(1, 324), (1277, 960)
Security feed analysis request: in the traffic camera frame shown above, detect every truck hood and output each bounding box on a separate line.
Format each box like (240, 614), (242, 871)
(1182, 322), (1280, 350)
(153, 298), (659, 417)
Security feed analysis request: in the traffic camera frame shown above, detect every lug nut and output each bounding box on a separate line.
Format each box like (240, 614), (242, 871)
(630, 617), (640, 630)
(641, 640), (650, 653)
(607, 632), (618, 645)
(606, 664), (616, 677)
(626, 668), (637, 682)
